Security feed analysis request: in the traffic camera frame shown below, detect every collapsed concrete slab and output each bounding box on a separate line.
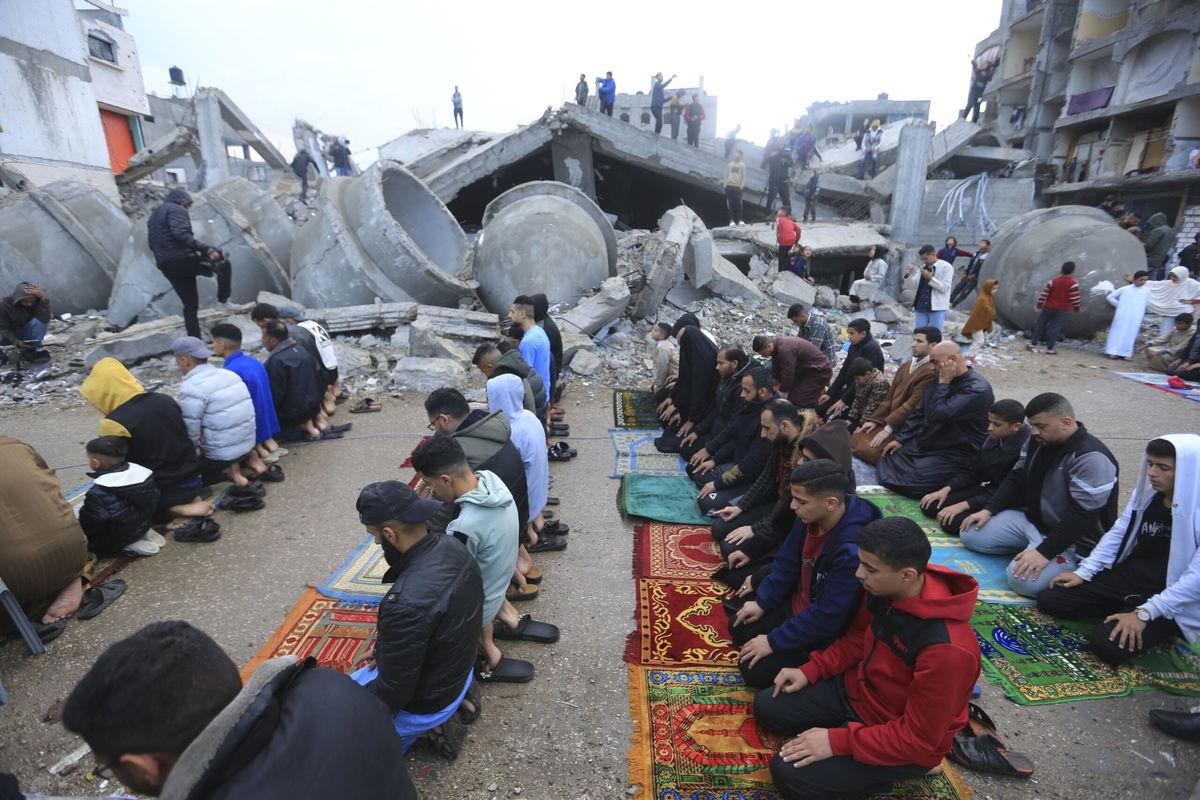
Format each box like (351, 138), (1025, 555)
(771, 272), (818, 307)
(553, 277), (630, 337)
(631, 207), (694, 319)
(291, 160), (474, 310)
(687, 229), (764, 301)
(473, 181), (616, 312)
(107, 178), (294, 327)
(986, 205), (1145, 338)
(0, 180), (130, 314)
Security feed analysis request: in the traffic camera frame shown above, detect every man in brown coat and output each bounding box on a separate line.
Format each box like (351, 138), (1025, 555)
(850, 327), (941, 464)
(752, 335), (832, 409)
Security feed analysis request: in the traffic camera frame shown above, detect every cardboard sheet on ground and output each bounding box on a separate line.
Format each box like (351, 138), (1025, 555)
(620, 474), (711, 525)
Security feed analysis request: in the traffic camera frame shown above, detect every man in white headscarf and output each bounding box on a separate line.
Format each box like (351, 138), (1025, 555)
(1038, 433), (1200, 665)
(1144, 266), (1200, 336)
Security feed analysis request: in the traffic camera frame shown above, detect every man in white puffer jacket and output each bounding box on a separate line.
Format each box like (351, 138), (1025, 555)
(174, 336), (259, 487)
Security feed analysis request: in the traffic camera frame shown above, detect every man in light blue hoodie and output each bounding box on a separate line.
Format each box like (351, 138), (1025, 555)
(414, 436), (541, 684)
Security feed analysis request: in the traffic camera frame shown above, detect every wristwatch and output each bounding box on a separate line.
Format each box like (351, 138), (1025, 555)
(1135, 607), (1152, 622)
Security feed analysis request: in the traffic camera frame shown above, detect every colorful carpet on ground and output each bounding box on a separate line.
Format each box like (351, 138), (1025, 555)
(614, 389), (665, 429)
(620, 474), (712, 525)
(241, 588), (378, 680)
(1110, 370), (1200, 403)
(973, 603), (1200, 705)
(625, 520), (970, 800)
(611, 429), (687, 477)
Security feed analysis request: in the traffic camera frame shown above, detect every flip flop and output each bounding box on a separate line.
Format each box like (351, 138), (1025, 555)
(964, 703), (1000, 739)
(476, 655), (534, 683)
(328, 423), (353, 434)
(229, 481), (265, 498)
(458, 681), (482, 724)
(548, 442), (576, 461)
(217, 495), (265, 512)
(950, 731), (1035, 778)
(507, 583), (539, 602)
(542, 510), (556, 521)
(528, 533), (567, 553)
(32, 619), (66, 644)
(76, 579), (127, 620)
(349, 398), (382, 413)
(545, 496), (560, 506)
(493, 614), (560, 643)
(315, 429), (344, 441)
(174, 518), (221, 543)
(543, 520), (569, 536)
(523, 566), (543, 584)
(257, 464), (285, 483)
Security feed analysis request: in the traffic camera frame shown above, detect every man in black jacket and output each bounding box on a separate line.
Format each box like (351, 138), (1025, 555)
(817, 318), (884, 419)
(0, 281), (51, 360)
(61, 621), (417, 799)
(290, 149), (320, 201)
(694, 366), (779, 512)
(261, 320), (324, 442)
(679, 347), (753, 460)
(147, 189), (228, 338)
(353, 480), (483, 749)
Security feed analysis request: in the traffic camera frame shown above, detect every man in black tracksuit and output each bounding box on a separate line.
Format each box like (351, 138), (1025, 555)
(146, 189), (228, 338)
(817, 319), (884, 419)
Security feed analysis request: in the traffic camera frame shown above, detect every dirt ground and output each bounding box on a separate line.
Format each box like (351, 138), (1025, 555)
(1, 341), (1198, 799)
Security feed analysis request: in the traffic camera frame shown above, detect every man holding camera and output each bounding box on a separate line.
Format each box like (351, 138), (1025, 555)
(147, 189), (230, 338)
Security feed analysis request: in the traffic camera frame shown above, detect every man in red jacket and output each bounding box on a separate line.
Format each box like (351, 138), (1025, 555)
(753, 516), (980, 800)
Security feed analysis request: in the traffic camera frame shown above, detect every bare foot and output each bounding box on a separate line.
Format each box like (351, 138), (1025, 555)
(244, 451), (267, 475)
(264, 438), (279, 453)
(42, 578), (83, 624)
(302, 421), (321, 440)
(227, 465), (250, 487)
(171, 499), (214, 518)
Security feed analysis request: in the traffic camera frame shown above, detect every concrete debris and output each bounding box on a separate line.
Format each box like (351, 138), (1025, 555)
(84, 331), (175, 369)
(565, 348), (603, 376)
(473, 181), (616, 313)
(0, 180), (130, 315)
(390, 356), (472, 392)
(872, 303), (908, 324)
(630, 209), (691, 319)
(108, 178), (294, 327)
(814, 285), (839, 309)
(986, 205), (1144, 338)
(554, 277), (631, 337)
(290, 160), (474, 309)
(770, 272), (817, 308)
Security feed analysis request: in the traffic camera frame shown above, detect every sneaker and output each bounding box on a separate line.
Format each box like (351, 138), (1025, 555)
(123, 536), (161, 557)
(738, 221), (746, 226)
(146, 530), (167, 547)
(214, 300), (236, 311)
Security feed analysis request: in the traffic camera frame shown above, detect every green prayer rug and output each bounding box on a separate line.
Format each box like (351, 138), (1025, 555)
(860, 488), (940, 536)
(973, 603), (1200, 705)
(614, 389), (663, 429)
(620, 474), (712, 526)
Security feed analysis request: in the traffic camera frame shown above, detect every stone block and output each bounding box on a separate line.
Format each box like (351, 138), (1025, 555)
(390, 357), (468, 392)
(332, 343), (375, 378)
(390, 325), (411, 355)
(747, 255), (774, 281)
(85, 331), (175, 368)
(888, 334), (912, 364)
(705, 254), (765, 300)
(567, 348), (602, 376)
(432, 336), (471, 363)
(814, 285), (838, 309)
(770, 272), (817, 308)
(555, 277), (631, 336)
(560, 331), (596, 356)
(256, 291), (297, 313)
(409, 316), (438, 357)
(869, 321), (888, 338)
(874, 303), (909, 324)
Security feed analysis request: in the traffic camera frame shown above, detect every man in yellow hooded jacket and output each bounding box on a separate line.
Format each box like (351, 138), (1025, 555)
(81, 358), (211, 525)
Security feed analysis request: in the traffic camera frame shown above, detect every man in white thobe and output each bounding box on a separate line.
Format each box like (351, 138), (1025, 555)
(1105, 271), (1151, 359)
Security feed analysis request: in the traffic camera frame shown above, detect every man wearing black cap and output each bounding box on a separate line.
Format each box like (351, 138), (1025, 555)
(353, 479), (483, 752)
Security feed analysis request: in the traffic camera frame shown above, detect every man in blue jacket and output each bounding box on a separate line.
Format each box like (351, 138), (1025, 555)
(595, 72), (616, 116)
(146, 189), (228, 338)
(727, 460), (881, 688)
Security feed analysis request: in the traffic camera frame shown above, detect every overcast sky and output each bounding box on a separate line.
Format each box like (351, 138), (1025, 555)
(118, 0), (1001, 165)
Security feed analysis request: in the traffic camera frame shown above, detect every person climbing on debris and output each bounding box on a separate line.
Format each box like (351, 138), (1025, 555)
(0, 281), (51, 364)
(147, 189), (229, 339)
(329, 138), (353, 177)
(291, 149), (320, 202)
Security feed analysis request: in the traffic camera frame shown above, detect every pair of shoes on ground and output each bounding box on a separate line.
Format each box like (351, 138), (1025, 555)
(123, 529), (168, 557)
(548, 441), (577, 461)
(948, 703), (1034, 778)
(173, 517), (221, 543)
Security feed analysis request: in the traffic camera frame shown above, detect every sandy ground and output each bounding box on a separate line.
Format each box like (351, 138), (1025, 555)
(1, 342), (1198, 799)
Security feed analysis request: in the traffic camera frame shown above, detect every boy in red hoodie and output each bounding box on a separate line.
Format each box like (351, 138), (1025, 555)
(776, 208), (802, 276)
(753, 516), (980, 800)
(1030, 261), (1082, 354)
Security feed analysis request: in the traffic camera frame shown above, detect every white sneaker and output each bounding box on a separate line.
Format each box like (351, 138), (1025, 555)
(146, 530), (167, 547)
(738, 221), (747, 226)
(123, 536), (161, 557)
(214, 300), (236, 311)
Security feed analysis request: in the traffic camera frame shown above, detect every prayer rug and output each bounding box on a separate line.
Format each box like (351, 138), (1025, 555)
(240, 588), (378, 680)
(1110, 370), (1200, 403)
(626, 578), (737, 667)
(632, 522), (722, 580)
(627, 665), (970, 800)
(614, 389), (664, 429)
(611, 429), (687, 477)
(859, 488), (940, 536)
(973, 602), (1200, 705)
(620, 474), (712, 525)
(929, 536), (1032, 606)
(316, 476), (432, 603)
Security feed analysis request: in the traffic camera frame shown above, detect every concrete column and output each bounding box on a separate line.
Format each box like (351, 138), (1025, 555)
(551, 131), (596, 200)
(194, 91), (230, 187)
(888, 121), (933, 246)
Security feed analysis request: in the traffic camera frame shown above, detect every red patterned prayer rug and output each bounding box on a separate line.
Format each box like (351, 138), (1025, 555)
(240, 589), (378, 681)
(632, 522), (723, 580)
(626, 578), (737, 668)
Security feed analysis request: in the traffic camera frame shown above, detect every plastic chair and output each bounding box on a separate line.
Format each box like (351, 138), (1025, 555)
(0, 578), (46, 656)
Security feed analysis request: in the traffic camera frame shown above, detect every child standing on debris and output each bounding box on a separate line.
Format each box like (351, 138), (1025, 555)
(776, 208), (802, 276)
(725, 151), (747, 226)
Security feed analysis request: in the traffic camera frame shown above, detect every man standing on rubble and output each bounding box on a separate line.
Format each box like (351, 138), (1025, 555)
(147, 189), (228, 339)
(452, 86), (464, 129)
(291, 149), (320, 202)
(650, 73), (676, 135)
(596, 72), (616, 116)
(574, 74), (589, 106)
(684, 95), (706, 147)
(329, 138), (353, 177)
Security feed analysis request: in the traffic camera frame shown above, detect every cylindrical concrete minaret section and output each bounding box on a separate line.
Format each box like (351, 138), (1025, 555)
(107, 178), (294, 328)
(290, 160), (473, 309)
(473, 181), (617, 314)
(0, 180), (130, 315)
(985, 205), (1148, 339)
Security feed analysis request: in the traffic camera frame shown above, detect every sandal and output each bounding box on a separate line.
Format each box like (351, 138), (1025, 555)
(458, 680), (482, 724)
(949, 731), (1035, 778)
(545, 496), (560, 506)
(425, 713), (467, 760)
(548, 442), (576, 461)
(174, 518), (221, 543)
(528, 532), (567, 553)
(349, 398), (382, 413)
(229, 481), (265, 498)
(544, 520), (569, 536)
(257, 464), (285, 483)
(507, 583), (539, 602)
(523, 566), (543, 584)
(32, 619), (66, 645)
(217, 495), (265, 512)
(327, 422), (353, 434)
(76, 579), (127, 620)
(476, 655), (534, 683)
(493, 614), (560, 643)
